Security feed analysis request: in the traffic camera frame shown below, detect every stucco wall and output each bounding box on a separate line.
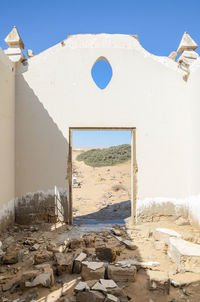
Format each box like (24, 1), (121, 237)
(0, 48), (15, 231)
(15, 34), (200, 224)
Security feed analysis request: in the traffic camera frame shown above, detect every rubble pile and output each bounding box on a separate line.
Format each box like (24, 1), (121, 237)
(0, 220), (200, 301)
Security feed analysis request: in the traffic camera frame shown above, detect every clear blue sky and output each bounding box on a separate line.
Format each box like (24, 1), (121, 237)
(1, 0), (200, 147)
(73, 131), (131, 147)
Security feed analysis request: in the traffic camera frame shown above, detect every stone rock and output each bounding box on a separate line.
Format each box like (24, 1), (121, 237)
(122, 239), (137, 250)
(111, 228), (121, 236)
(91, 281), (107, 292)
(74, 281), (89, 292)
(153, 228), (181, 245)
(3, 245), (23, 264)
(168, 237), (200, 273)
(3, 236), (15, 248)
(25, 272), (52, 288)
(29, 243), (40, 251)
(34, 250), (53, 265)
(147, 271), (170, 295)
(108, 265), (136, 283)
(55, 252), (75, 275)
(83, 234), (96, 248)
(175, 217), (190, 226)
(96, 247), (116, 262)
(100, 279), (117, 289)
(47, 242), (66, 253)
(105, 294), (120, 302)
(73, 252), (87, 274)
(69, 238), (83, 249)
(81, 262), (105, 281)
(22, 263), (54, 288)
(170, 272), (200, 287)
(107, 287), (128, 302)
(76, 290), (105, 302)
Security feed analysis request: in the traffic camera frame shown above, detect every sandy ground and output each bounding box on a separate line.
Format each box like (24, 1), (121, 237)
(72, 148), (131, 221)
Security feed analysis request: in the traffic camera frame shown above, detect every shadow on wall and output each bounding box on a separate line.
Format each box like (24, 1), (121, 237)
(15, 74), (69, 199)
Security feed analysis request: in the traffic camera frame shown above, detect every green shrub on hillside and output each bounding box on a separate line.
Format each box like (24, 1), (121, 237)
(76, 144), (131, 167)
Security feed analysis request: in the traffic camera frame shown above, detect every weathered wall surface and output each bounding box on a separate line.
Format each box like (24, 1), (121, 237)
(0, 48), (15, 231)
(15, 34), (200, 225)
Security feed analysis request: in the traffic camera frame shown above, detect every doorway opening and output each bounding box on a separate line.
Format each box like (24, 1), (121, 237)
(68, 127), (136, 225)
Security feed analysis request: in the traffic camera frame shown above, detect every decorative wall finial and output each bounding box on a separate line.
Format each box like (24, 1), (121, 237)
(177, 32), (199, 81)
(4, 26), (25, 63)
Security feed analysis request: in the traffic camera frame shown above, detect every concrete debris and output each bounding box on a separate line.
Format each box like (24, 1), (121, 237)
(115, 259), (160, 269)
(168, 237), (200, 273)
(147, 270), (170, 295)
(108, 265), (136, 283)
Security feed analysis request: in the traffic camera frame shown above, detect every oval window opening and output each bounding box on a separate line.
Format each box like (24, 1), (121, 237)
(91, 58), (113, 89)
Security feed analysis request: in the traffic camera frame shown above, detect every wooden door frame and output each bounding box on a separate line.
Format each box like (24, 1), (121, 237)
(68, 127), (137, 225)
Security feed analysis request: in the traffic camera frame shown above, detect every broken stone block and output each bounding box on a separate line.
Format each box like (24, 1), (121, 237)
(147, 270), (170, 295)
(76, 290), (105, 302)
(92, 281), (107, 292)
(47, 242), (66, 253)
(111, 228), (122, 236)
(100, 279), (117, 289)
(96, 247), (116, 262)
(168, 237), (200, 273)
(74, 281), (90, 292)
(83, 234), (96, 248)
(122, 239), (137, 250)
(73, 252), (87, 274)
(25, 272), (52, 288)
(21, 263), (54, 288)
(105, 294), (120, 302)
(153, 228), (181, 245)
(81, 262), (105, 281)
(34, 250), (53, 265)
(3, 236), (15, 248)
(69, 238), (83, 249)
(3, 245), (23, 264)
(108, 265), (136, 283)
(29, 243), (40, 251)
(107, 287), (128, 302)
(55, 252), (74, 275)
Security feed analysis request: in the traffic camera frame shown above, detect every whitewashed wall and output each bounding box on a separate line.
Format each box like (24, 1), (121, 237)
(0, 48), (15, 230)
(15, 34), (200, 225)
